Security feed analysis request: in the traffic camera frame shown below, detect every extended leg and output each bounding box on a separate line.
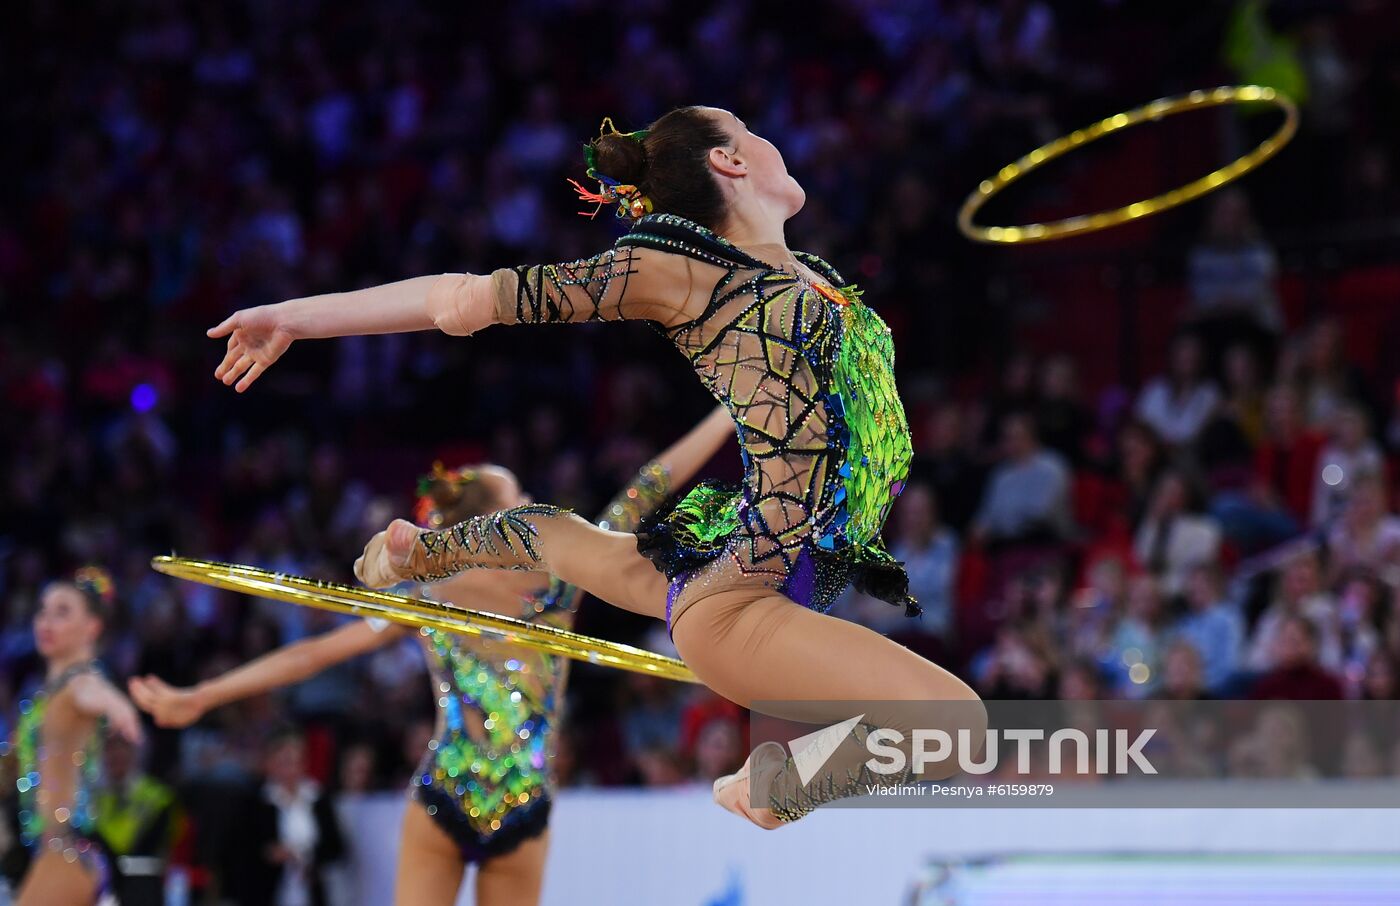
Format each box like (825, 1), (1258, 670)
(671, 589), (986, 826)
(356, 511), (669, 620)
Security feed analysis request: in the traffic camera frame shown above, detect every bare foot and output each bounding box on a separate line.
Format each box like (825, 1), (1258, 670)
(713, 742), (785, 830)
(354, 519), (420, 588)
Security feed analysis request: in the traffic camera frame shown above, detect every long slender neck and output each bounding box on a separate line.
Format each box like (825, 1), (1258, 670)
(46, 649), (94, 682)
(717, 200), (788, 251)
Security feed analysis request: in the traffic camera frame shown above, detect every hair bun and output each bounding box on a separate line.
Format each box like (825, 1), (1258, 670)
(73, 566), (115, 605)
(414, 463), (495, 527)
(590, 133), (648, 187)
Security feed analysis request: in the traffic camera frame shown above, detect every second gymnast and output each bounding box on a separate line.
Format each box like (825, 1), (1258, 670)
(130, 409), (731, 905)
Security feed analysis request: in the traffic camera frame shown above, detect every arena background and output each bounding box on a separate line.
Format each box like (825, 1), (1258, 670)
(4, 1), (1400, 903)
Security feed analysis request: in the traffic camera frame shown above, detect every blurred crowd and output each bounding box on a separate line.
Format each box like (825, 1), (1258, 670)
(4, 0), (1400, 900)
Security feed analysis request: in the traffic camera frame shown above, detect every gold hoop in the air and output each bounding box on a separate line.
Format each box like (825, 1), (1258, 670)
(957, 85), (1299, 245)
(151, 556), (699, 684)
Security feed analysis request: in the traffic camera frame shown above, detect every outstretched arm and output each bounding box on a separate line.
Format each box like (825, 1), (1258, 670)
(209, 274), (489, 392)
(70, 673), (144, 744)
(211, 244), (695, 392)
(129, 620), (404, 727)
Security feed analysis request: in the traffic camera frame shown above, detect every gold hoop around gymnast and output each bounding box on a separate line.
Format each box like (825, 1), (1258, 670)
(957, 85), (1299, 245)
(151, 556), (699, 684)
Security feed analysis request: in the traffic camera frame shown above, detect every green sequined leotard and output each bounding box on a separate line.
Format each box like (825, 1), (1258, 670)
(410, 461), (671, 861)
(494, 213), (914, 618)
(9, 662), (112, 891)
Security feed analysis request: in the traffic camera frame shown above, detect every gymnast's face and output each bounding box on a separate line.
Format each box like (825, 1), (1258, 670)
(34, 584), (101, 660)
(705, 108), (805, 220)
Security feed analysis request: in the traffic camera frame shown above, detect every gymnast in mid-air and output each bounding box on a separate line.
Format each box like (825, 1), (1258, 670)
(207, 106), (985, 826)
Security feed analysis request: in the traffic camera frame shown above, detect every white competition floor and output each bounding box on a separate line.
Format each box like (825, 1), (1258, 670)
(336, 786), (1400, 905)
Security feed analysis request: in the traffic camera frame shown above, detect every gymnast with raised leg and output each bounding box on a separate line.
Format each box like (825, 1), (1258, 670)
(207, 106), (986, 827)
(8, 569), (143, 906)
(128, 408), (731, 906)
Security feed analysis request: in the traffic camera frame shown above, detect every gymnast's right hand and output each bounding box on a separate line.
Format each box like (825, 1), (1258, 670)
(355, 518), (422, 588)
(208, 303), (295, 393)
(128, 675), (207, 728)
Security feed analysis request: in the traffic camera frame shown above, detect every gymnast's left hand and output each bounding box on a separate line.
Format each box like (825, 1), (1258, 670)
(354, 518), (422, 588)
(208, 303), (296, 392)
(128, 675), (206, 728)
(107, 694), (145, 745)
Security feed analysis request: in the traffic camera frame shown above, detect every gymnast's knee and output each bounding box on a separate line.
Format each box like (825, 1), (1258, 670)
(882, 673), (987, 782)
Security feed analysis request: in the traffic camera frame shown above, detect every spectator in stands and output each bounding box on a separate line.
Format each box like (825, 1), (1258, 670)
(981, 352), (1040, 449)
(335, 741), (377, 794)
(1035, 354), (1091, 466)
(975, 0), (1060, 79)
(975, 624), (1056, 700)
(549, 725), (588, 789)
(676, 687), (746, 773)
(1134, 333), (1221, 447)
(1247, 548), (1342, 673)
(1057, 658), (1105, 699)
(1158, 639), (1211, 700)
(499, 86), (573, 176)
(1133, 468), (1222, 598)
(1186, 189), (1282, 355)
(691, 715), (745, 782)
(1104, 575), (1166, 698)
(93, 735), (184, 906)
(1296, 318), (1373, 430)
(1326, 473), (1400, 576)
(634, 747), (687, 787)
(618, 673), (683, 770)
(1194, 344), (1264, 490)
(226, 728), (345, 906)
(1250, 617), (1345, 700)
(910, 402), (984, 533)
(1109, 419), (1167, 531)
(1064, 554), (1125, 661)
(1256, 386), (1327, 522)
(1212, 384), (1320, 550)
(1335, 571), (1389, 691)
(848, 482), (957, 658)
(1219, 343), (1268, 446)
(1342, 143), (1400, 221)
(1311, 402), (1384, 526)
(1360, 651), (1396, 700)
(971, 412), (1073, 546)
(285, 445), (371, 561)
(1171, 563), (1244, 695)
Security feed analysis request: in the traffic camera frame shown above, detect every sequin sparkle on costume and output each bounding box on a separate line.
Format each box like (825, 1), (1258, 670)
(410, 463), (671, 857)
(12, 662), (109, 876)
(498, 213), (916, 616)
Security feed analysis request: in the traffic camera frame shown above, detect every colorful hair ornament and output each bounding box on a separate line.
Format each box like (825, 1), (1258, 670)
(572, 117), (653, 221)
(414, 461), (481, 528)
(73, 566), (115, 605)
